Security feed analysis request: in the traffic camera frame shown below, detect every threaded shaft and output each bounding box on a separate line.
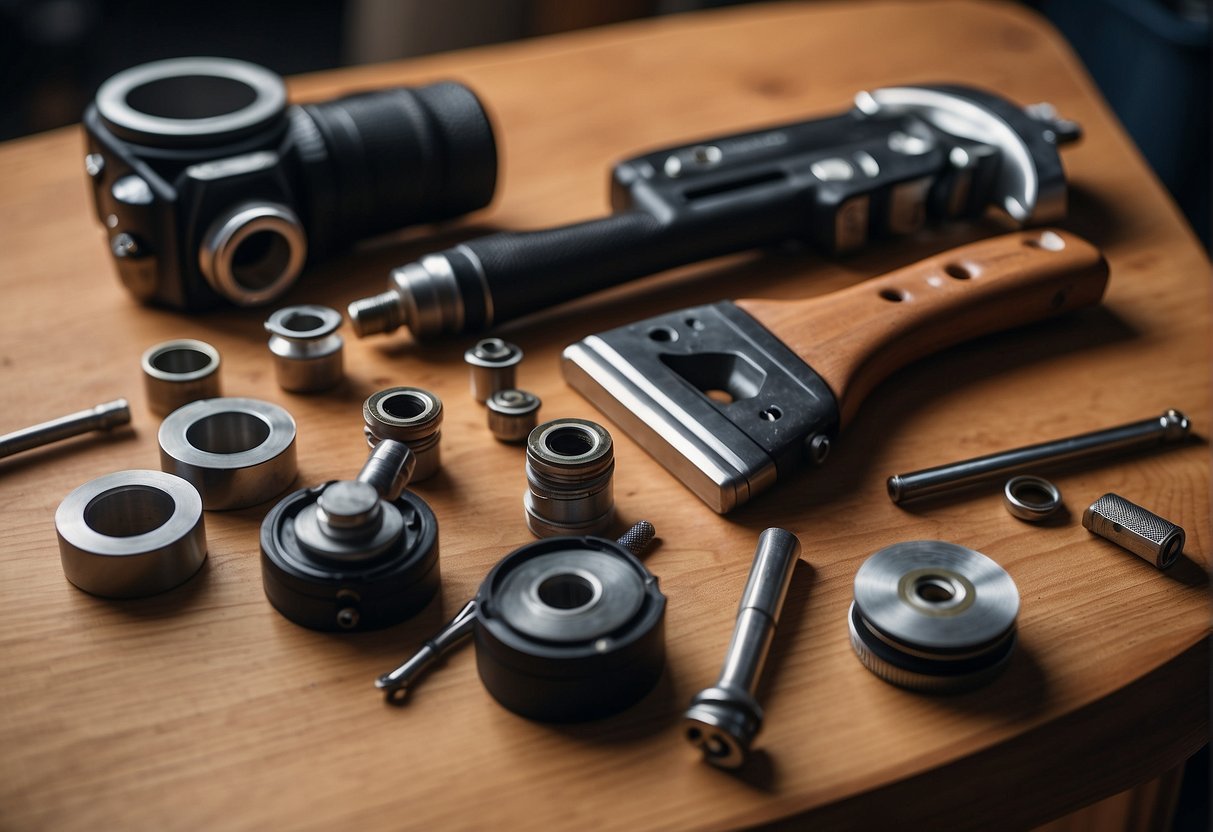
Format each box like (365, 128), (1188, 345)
(348, 290), (406, 337)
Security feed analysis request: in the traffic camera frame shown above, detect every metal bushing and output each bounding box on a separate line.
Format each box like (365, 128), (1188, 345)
(55, 469), (206, 598)
(465, 338), (523, 403)
(264, 304), (344, 393)
(487, 389), (541, 443)
(525, 418), (615, 538)
(141, 339), (221, 416)
(158, 397), (297, 509)
(363, 387), (443, 481)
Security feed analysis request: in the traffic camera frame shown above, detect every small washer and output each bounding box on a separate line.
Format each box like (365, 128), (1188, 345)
(55, 469), (207, 598)
(1003, 475), (1062, 522)
(159, 397), (297, 509)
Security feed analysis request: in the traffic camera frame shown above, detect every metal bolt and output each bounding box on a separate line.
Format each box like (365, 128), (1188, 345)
(684, 528), (802, 768)
(264, 305), (344, 393)
(465, 338), (523, 403)
(487, 389), (541, 443)
(0, 398), (131, 460)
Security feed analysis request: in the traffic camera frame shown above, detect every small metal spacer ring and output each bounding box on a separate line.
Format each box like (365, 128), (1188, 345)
(1003, 475), (1062, 522)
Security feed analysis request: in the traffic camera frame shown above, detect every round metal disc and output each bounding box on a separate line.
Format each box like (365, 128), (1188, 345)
(853, 540), (1018, 652)
(495, 548), (645, 643)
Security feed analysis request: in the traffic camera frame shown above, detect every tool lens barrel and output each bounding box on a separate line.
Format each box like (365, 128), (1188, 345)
(297, 83), (497, 249)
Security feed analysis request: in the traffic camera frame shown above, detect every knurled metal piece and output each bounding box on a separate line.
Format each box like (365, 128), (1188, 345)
(1083, 493), (1185, 570)
(486, 389), (541, 443)
(847, 604), (1015, 693)
(616, 520), (655, 557)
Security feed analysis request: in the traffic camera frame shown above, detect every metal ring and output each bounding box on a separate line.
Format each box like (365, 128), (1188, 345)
(55, 470), (206, 598)
(141, 339), (221, 417)
(158, 397), (297, 509)
(1003, 475), (1062, 522)
(95, 57), (286, 144)
(199, 202), (307, 306)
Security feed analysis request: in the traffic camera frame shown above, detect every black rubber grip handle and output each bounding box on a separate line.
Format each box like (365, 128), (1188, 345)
(446, 211), (686, 329)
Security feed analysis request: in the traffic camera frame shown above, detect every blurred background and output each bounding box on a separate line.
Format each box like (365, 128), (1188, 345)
(0, 2), (1208, 826)
(0, 0), (1207, 246)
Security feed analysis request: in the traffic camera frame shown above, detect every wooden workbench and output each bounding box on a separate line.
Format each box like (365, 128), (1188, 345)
(0, 2), (1207, 829)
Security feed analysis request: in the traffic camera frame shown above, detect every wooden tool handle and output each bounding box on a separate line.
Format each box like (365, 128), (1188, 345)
(735, 229), (1109, 426)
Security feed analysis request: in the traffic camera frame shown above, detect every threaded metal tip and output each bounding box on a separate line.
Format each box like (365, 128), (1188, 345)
(347, 291), (406, 338)
(617, 520), (655, 557)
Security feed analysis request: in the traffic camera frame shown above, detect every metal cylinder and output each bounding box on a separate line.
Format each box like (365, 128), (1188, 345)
(524, 418), (615, 538)
(55, 469), (207, 598)
(465, 338), (523, 403)
(684, 528), (802, 768)
(1083, 493), (1185, 570)
(158, 397), (297, 509)
(0, 398), (130, 459)
(487, 389), (541, 443)
(355, 440), (416, 502)
(264, 304), (344, 392)
(141, 339), (221, 416)
(363, 387), (443, 481)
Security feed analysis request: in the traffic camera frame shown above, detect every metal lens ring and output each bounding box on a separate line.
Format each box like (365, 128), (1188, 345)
(94, 57), (286, 145)
(158, 397), (297, 510)
(199, 202), (308, 306)
(1003, 475), (1062, 522)
(850, 540), (1019, 692)
(55, 469), (206, 598)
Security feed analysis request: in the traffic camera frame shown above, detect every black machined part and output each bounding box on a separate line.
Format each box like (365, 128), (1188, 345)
(83, 57), (497, 311)
(260, 482), (439, 631)
(367, 83), (1078, 341)
(473, 535), (666, 722)
(849, 603), (1017, 683)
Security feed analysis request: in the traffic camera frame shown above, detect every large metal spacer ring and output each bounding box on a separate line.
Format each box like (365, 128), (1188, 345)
(55, 469), (207, 598)
(158, 397), (297, 509)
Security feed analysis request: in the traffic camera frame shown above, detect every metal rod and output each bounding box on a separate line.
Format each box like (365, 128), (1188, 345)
(887, 409), (1190, 504)
(375, 599), (477, 702)
(683, 527), (802, 768)
(374, 523), (658, 703)
(0, 398), (131, 460)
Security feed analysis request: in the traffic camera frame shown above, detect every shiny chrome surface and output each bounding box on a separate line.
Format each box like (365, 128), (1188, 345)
(524, 418), (615, 538)
(465, 338), (523, 403)
(158, 397), (296, 509)
(141, 339), (221, 417)
(363, 387), (443, 481)
(888, 409), (1191, 503)
(1083, 493), (1186, 570)
(55, 469), (206, 598)
(264, 304), (344, 393)
(0, 398), (130, 460)
(684, 528), (802, 768)
(486, 389), (541, 444)
(1003, 475), (1063, 522)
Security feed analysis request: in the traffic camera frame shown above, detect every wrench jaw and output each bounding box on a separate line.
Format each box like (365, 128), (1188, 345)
(561, 301), (839, 514)
(683, 686), (763, 769)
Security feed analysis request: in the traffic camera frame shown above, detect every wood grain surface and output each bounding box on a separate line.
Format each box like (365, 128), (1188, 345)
(738, 229), (1109, 425)
(0, 2), (1208, 830)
